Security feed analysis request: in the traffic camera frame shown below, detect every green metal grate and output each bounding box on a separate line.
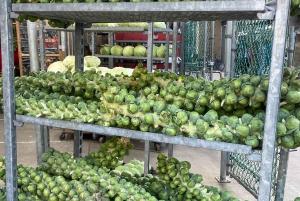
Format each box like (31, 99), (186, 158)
(230, 148), (281, 199)
(183, 21), (212, 79)
(233, 20), (273, 77)
(230, 19), (281, 200)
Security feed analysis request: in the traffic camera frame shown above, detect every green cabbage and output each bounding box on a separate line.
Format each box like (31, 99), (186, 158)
(100, 44), (111, 55)
(123, 46), (134, 56)
(62, 55), (87, 71)
(134, 45), (147, 57)
(47, 61), (68, 73)
(111, 45), (123, 56)
(129, 22), (148, 29)
(154, 22), (166, 29)
(157, 45), (166, 58)
(84, 56), (101, 67)
(146, 45), (158, 57)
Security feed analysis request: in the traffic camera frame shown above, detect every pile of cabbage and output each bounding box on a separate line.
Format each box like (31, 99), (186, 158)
(100, 44), (171, 58)
(47, 55), (101, 73)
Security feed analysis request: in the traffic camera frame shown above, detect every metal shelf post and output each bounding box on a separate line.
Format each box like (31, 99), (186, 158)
(108, 32), (114, 69)
(147, 22), (154, 72)
(210, 21), (215, 81)
(216, 151), (230, 183)
(230, 21), (237, 79)
(274, 147), (290, 201)
(224, 21), (233, 79)
(1, 0), (18, 200)
(258, 0), (290, 200)
(172, 22), (178, 73)
(39, 20), (46, 71)
(165, 22), (170, 71)
(287, 26), (295, 67)
(73, 22), (85, 158)
(202, 21), (208, 78)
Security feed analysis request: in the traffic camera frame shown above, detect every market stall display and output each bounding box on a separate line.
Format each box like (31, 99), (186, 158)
(0, 0), (290, 200)
(0, 137), (244, 201)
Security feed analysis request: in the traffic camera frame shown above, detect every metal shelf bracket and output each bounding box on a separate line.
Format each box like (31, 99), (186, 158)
(13, 120), (24, 127)
(9, 11), (19, 19)
(257, 11), (275, 20)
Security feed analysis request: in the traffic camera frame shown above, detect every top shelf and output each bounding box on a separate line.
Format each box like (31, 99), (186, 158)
(12, 1), (270, 23)
(43, 26), (173, 33)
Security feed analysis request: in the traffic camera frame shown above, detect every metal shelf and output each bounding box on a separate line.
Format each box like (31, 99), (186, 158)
(44, 26), (173, 33)
(15, 115), (253, 155)
(95, 54), (165, 61)
(115, 40), (173, 44)
(12, 1), (268, 23)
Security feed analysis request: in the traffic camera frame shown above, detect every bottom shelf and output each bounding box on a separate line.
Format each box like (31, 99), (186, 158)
(15, 115), (253, 155)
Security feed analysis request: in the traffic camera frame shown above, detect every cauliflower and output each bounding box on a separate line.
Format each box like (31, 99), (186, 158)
(47, 61), (68, 73)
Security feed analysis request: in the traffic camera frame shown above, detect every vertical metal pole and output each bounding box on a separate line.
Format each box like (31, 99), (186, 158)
(221, 23), (226, 63)
(224, 21), (233, 79)
(61, 31), (67, 57)
(28, 20), (47, 164)
(230, 21), (237, 79)
(258, 1), (290, 200)
(165, 22), (170, 71)
(27, 21), (39, 71)
(210, 21), (215, 81)
(91, 32), (97, 56)
(287, 26), (295, 67)
(202, 21), (208, 78)
(216, 151), (230, 183)
(73, 22), (84, 158)
(108, 32), (114, 69)
(35, 125), (45, 165)
(147, 22), (154, 72)
(274, 148), (290, 201)
(144, 140), (150, 176)
(39, 20), (46, 71)
(172, 22), (178, 73)
(168, 144), (173, 158)
(43, 125), (50, 151)
(179, 22), (185, 75)
(1, 0), (18, 200)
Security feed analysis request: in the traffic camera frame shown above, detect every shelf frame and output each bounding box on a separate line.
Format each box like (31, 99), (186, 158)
(11, 1), (269, 23)
(95, 54), (165, 61)
(0, 0), (290, 201)
(15, 115), (253, 155)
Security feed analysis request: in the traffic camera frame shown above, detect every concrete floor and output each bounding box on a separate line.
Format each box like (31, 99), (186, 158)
(0, 115), (299, 201)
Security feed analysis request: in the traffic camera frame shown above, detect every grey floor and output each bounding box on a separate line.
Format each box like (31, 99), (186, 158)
(0, 114), (299, 201)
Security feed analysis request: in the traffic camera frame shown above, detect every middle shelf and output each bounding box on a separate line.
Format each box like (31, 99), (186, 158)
(95, 54), (165, 61)
(15, 115), (253, 155)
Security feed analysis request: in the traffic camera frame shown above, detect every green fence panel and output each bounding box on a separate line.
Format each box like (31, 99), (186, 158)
(233, 20), (273, 77)
(230, 19), (281, 199)
(184, 21), (212, 79)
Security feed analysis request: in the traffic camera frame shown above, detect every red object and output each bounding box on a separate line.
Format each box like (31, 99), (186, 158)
(115, 33), (181, 42)
(0, 46), (19, 72)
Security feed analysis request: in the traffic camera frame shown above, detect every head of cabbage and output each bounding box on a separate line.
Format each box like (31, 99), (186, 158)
(157, 45), (172, 58)
(146, 45), (158, 57)
(47, 61), (68, 73)
(62, 55), (88, 70)
(111, 45), (123, 56)
(123, 46), (134, 57)
(134, 45), (147, 57)
(100, 44), (111, 55)
(84, 56), (101, 67)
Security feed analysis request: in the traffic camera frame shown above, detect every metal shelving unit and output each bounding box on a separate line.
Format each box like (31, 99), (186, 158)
(95, 54), (165, 61)
(0, 0), (290, 200)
